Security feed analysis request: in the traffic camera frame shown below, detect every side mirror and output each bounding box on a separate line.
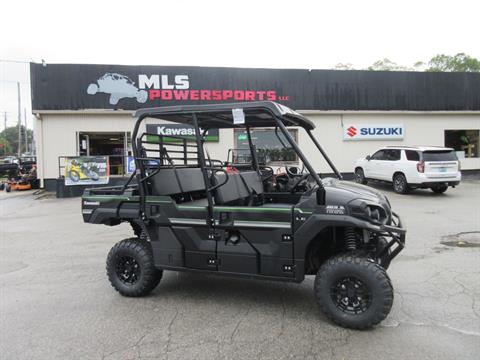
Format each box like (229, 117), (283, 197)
(366, 155), (371, 161)
(316, 187), (326, 205)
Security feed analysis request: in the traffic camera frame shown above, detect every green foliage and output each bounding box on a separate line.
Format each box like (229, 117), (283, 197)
(336, 53), (480, 72)
(367, 58), (413, 71)
(426, 53), (480, 72)
(0, 125), (33, 155)
(334, 63), (355, 70)
(0, 138), (13, 154)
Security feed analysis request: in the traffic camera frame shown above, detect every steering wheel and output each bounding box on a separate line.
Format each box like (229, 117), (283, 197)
(290, 173), (310, 193)
(286, 165), (306, 178)
(259, 165), (274, 181)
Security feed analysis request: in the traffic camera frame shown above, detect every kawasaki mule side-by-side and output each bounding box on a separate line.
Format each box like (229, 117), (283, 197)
(81, 101), (405, 329)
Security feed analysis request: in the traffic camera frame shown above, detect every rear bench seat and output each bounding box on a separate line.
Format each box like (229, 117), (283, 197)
(150, 167), (272, 206)
(151, 168), (206, 196)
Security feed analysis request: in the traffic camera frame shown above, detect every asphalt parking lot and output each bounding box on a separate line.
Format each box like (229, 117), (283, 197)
(1, 181), (479, 360)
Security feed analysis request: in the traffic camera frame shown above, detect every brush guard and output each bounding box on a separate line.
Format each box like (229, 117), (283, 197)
(373, 212), (406, 263)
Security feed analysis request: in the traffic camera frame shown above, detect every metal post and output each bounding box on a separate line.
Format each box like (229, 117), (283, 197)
(192, 113), (214, 225)
(274, 117), (324, 189)
(17, 82), (21, 157)
(246, 126), (259, 173)
(24, 108), (28, 154)
(306, 130), (343, 179)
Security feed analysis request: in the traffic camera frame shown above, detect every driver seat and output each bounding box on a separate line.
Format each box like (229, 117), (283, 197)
(213, 171), (263, 205)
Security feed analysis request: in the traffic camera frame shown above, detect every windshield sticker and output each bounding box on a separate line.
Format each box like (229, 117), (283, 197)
(232, 108), (245, 124)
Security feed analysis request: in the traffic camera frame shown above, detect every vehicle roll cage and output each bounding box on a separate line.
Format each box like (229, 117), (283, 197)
(129, 102), (342, 216)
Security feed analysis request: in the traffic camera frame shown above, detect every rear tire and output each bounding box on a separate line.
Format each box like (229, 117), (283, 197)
(5, 184), (11, 192)
(355, 168), (368, 185)
(393, 173), (409, 194)
(314, 253), (393, 329)
(106, 238), (162, 297)
(431, 185), (448, 194)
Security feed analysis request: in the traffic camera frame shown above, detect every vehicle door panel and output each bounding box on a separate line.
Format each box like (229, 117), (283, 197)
(381, 149), (401, 181)
(147, 200), (217, 271)
(367, 150), (386, 179)
(215, 207), (294, 278)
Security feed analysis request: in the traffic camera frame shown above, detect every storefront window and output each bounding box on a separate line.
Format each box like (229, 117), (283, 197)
(77, 132), (131, 175)
(444, 130), (479, 158)
(234, 128), (298, 165)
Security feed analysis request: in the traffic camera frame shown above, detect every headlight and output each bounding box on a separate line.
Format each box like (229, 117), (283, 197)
(349, 199), (388, 225)
(365, 205), (387, 224)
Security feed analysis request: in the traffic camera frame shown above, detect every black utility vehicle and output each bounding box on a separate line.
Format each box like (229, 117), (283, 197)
(82, 102), (405, 329)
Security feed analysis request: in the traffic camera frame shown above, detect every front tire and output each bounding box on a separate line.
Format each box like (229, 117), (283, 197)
(393, 173), (409, 194)
(431, 185), (448, 194)
(355, 168), (368, 185)
(106, 238), (162, 297)
(314, 253), (393, 330)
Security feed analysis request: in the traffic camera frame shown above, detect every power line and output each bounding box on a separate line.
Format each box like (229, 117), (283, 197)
(0, 59), (31, 64)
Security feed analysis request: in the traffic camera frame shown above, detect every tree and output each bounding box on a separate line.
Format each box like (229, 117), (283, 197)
(334, 63), (355, 70)
(0, 125), (34, 156)
(0, 138), (13, 155)
(367, 58), (413, 71)
(426, 53), (480, 72)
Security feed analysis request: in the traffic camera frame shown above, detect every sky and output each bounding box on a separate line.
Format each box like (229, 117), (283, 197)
(1, 0), (479, 129)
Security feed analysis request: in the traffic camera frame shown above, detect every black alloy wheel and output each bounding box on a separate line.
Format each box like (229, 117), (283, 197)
(115, 256), (141, 285)
(355, 168), (368, 185)
(393, 174), (408, 194)
(331, 276), (372, 315)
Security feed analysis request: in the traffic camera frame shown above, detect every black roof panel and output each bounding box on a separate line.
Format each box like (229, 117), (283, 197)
(134, 101), (315, 130)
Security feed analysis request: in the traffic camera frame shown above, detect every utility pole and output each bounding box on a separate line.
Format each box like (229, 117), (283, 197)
(24, 108), (28, 154)
(3, 111), (7, 156)
(17, 82), (22, 157)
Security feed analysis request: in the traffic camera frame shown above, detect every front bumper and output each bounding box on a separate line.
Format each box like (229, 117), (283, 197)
(375, 212), (406, 263)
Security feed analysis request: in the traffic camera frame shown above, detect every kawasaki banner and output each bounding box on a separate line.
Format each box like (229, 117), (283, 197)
(30, 63), (480, 112)
(146, 124), (219, 142)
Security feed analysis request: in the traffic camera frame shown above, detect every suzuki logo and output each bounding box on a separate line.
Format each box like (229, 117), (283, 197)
(347, 126), (357, 137)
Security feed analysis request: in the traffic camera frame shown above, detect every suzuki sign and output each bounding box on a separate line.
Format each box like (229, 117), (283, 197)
(343, 124), (404, 141)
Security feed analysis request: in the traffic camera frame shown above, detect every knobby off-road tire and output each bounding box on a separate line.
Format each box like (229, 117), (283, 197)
(393, 173), (409, 194)
(355, 168), (368, 185)
(106, 238), (162, 297)
(314, 253), (393, 330)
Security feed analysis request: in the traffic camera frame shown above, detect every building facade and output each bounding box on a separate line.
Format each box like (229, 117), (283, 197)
(30, 63), (480, 194)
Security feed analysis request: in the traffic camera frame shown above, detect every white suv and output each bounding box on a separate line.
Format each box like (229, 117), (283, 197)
(354, 146), (461, 194)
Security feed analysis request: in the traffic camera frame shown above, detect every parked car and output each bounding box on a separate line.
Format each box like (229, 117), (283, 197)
(354, 146), (461, 194)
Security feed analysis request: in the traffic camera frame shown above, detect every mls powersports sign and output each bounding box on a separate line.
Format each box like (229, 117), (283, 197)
(30, 63), (480, 111)
(343, 124), (405, 141)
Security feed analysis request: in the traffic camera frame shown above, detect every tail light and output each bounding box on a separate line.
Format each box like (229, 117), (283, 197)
(458, 161), (461, 172)
(416, 161), (425, 173)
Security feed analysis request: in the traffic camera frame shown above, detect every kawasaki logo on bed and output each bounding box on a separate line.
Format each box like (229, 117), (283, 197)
(86, 73), (286, 106)
(343, 124), (404, 141)
(146, 124), (219, 143)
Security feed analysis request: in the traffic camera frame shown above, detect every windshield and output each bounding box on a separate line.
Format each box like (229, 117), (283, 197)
(422, 150), (457, 161)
